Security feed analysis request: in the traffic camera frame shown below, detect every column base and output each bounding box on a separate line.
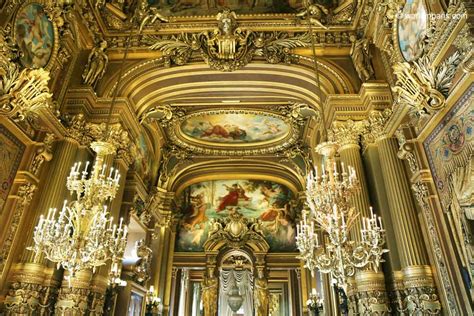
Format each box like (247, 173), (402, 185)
(55, 270), (92, 315)
(355, 271), (390, 315)
(4, 263), (60, 315)
(397, 266), (441, 315)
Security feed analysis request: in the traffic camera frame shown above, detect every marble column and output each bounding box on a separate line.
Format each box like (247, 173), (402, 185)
(331, 120), (389, 314)
(376, 136), (438, 312)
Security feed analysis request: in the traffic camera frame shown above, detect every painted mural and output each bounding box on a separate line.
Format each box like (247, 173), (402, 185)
(14, 3), (54, 69)
(176, 180), (296, 252)
(397, 0), (428, 61)
(0, 125), (25, 214)
(425, 86), (474, 212)
(180, 113), (290, 144)
(148, 0), (309, 15)
(133, 133), (159, 188)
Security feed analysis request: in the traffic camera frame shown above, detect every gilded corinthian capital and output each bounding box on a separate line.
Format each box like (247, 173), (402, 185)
(360, 109), (393, 147)
(330, 119), (368, 149)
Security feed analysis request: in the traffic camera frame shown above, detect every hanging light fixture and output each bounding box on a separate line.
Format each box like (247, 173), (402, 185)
(29, 141), (127, 277)
(28, 8), (141, 279)
(295, 8), (388, 292)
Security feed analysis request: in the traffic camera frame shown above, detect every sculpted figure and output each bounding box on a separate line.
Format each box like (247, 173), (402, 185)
(350, 36), (374, 82)
(135, 0), (169, 33)
(254, 270), (269, 316)
(296, 0), (329, 29)
(202, 272), (218, 316)
(82, 41), (108, 86)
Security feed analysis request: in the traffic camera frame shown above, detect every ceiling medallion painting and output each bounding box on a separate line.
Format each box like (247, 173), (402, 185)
(176, 180), (296, 252)
(14, 3), (55, 69)
(181, 112), (290, 145)
(397, 0), (428, 61)
(168, 109), (300, 155)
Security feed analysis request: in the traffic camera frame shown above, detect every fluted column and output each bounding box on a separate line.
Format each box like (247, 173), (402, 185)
(376, 136), (437, 312)
(23, 137), (81, 263)
(332, 120), (389, 314)
(4, 137), (81, 315)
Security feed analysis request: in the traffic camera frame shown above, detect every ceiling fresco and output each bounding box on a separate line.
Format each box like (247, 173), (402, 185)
(180, 112), (290, 145)
(147, 0), (336, 16)
(397, 0), (428, 61)
(175, 179), (296, 252)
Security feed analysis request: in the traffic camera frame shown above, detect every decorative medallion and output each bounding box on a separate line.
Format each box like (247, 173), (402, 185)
(169, 109), (300, 155)
(397, 0), (428, 61)
(14, 2), (55, 69)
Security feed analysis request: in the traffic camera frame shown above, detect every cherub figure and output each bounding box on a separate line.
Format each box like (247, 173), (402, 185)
(135, 0), (169, 33)
(296, 0), (329, 29)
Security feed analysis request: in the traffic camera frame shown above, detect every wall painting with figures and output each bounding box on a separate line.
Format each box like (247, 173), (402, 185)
(180, 112), (290, 146)
(14, 3), (55, 69)
(176, 180), (297, 252)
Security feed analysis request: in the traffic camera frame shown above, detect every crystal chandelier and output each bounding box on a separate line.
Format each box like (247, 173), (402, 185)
(29, 141), (128, 277)
(296, 142), (388, 291)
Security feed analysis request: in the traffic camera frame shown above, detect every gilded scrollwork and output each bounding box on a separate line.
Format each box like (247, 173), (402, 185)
(331, 119), (368, 148)
(65, 113), (135, 165)
(146, 9), (311, 72)
(204, 209), (269, 251)
(0, 183), (37, 277)
(361, 109), (392, 147)
(30, 133), (56, 176)
(395, 129), (418, 175)
(392, 50), (462, 121)
(133, 239), (153, 283)
(0, 36), (54, 125)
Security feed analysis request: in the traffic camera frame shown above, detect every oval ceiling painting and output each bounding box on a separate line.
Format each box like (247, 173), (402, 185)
(180, 111), (290, 145)
(14, 3), (55, 68)
(397, 0), (428, 61)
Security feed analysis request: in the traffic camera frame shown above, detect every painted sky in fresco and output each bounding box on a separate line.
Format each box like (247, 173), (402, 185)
(176, 180), (297, 252)
(181, 113), (289, 144)
(397, 0), (428, 61)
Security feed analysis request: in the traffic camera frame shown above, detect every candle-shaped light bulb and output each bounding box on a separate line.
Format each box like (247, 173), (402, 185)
(378, 216), (383, 230)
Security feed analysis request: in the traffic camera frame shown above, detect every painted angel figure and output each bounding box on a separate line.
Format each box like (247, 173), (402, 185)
(296, 0), (329, 29)
(82, 41), (108, 86)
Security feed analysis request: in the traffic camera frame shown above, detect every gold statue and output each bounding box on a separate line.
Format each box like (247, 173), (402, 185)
(82, 41), (108, 86)
(350, 36), (374, 82)
(296, 0), (329, 29)
(202, 270), (218, 316)
(135, 0), (169, 33)
(254, 270), (269, 316)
